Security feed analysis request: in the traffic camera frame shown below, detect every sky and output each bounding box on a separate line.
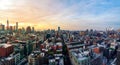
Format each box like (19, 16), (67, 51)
(0, 0), (120, 31)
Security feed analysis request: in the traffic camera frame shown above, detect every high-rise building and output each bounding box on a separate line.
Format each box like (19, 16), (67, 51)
(14, 26), (16, 31)
(26, 26), (31, 33)
(9, 26), (13, 31)
(117, 45), (120, 65)
(7, 20), (9, 30)
(22, 27), (25, 33)
(32, 27), (34, 32)
(16, 22), (18, 31)
(58, 26), (61, 36)
(58, 26), (60, 32)
(0, 24), (5, 30)
(0, 24), (2, 30)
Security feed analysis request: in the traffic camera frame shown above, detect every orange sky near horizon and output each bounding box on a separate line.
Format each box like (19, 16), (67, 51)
(0, 0), (65, 30)
(0, 20), (60, 30)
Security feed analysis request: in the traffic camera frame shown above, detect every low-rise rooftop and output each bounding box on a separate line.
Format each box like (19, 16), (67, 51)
(0, 44), (12, 48)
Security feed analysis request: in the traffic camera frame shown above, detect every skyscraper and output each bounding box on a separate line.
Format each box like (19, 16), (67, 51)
(58, 26), (60, 32)
(57, 26), (61, 37)
(16, 22), (18, 31)
(9, 26), (13, 32)
(0, 24), (5, 30)
(7, 20), (9, 30)
(14, 26), (16, 31)
(117, 45), (120, 65)
(32, 27), (34, 32)
(26, 26), (31, 33)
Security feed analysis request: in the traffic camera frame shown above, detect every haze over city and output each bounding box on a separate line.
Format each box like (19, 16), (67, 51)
(1, 0), (120, 65)
(0, 0), (120, 30)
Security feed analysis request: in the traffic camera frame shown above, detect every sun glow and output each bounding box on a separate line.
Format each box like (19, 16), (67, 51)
(0, 0), (119, 30)
(0, 0), (13, 10)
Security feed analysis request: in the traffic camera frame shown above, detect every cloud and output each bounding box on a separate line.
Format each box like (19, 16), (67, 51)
(0, 0), (120, 30)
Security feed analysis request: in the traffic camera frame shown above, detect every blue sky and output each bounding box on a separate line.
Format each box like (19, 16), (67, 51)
(0, 0), (120, 30)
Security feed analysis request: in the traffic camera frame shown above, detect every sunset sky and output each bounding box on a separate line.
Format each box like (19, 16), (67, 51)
(0, 0), (120, 30)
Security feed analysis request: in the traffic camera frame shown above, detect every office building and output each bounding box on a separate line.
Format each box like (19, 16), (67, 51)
(7, 20), (9, 30)
(0, 44), (14, 57)
(16, 22), (18, 31)
(58, 26), (60, 32)
(69, 48), (90, 65)
(0, 24), (5, 30)
(10, 26), (13, 31)
(0, 56), (15, 65)
(116, 45), (120, 65)
(28, 51), (41, 65)
(14, 53), (20, 65)
(32, 27), (34, 32)
(13, 26), (16, 31)
(26, 26), (31, 33)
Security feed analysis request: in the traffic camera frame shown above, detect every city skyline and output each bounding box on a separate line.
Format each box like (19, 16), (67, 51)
(0, 0), (120, 30)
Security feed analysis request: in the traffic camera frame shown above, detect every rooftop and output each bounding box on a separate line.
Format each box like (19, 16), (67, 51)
(70, 48), (90, 64)
(0, 44), (12, 48)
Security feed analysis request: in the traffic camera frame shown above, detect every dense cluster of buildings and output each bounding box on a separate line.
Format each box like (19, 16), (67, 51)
(0, 20), (37, 65)
(0, 20), (34, 33)
(0, 34), (39, 65)
(0, 25), (64, 65)
(27, 27), (64, 65)
(63, 29), (120, 65)
(0, 20), (120, 65)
